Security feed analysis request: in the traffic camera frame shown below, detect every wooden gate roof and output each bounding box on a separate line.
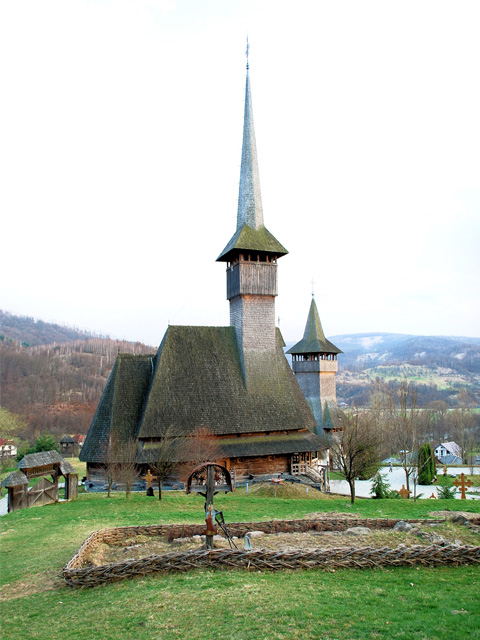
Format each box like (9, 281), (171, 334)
(17, 450), (75, 475)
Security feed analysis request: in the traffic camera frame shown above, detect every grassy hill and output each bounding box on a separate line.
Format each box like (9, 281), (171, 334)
(1, 491), (479, 640)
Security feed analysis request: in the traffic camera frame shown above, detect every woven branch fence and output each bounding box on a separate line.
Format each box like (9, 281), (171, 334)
(63, 517), (480, 588)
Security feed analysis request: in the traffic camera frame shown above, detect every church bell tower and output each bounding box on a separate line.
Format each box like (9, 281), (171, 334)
(217, 44), (287, 381)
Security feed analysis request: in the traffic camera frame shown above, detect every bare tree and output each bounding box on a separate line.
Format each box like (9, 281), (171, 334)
(388, 381), (424, 494)
(148, 429), (181, 501)
(178, 427), (222, 483)
(105, 434), (139, 499)
(329, 410), (382, 504)
(115, 437), (140, 499)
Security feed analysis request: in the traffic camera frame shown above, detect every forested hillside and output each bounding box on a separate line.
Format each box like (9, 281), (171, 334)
(0, 312), (155, 446)
(0, 310), (103, 346)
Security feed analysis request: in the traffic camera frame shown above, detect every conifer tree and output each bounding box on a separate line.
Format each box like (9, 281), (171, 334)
(418, 443), (434, 485)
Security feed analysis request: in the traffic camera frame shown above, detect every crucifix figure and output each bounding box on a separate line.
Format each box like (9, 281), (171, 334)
(453, 473), (473, 500)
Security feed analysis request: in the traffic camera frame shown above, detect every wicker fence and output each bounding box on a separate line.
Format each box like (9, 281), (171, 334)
(63, 517), (480, 588)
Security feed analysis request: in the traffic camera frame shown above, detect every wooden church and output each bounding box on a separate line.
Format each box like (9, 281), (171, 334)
(80, 54), (341, 489)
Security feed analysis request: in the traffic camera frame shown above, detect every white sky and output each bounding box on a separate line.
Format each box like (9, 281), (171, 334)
(1, 0), (479, 346)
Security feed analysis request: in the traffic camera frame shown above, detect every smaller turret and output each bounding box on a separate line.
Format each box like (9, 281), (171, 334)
(287, 297), (342, 434)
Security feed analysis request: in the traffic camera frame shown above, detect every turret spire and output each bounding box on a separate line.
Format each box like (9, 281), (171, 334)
(287, 298), (342, 356)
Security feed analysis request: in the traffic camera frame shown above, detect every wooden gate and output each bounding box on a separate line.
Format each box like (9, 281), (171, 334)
(27, 477), (58, 507)
(8, 485), (28, 512)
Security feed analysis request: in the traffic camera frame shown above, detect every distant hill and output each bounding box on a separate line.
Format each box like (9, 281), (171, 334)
(330, 332), (480, 373)
(0, 310), (102, 346)
(285, 332), (480, 408)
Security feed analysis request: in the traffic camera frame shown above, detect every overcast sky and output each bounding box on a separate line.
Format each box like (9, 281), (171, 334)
(1, 0), (479, 346)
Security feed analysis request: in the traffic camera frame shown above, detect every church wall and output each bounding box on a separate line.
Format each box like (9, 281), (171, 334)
(229, 454), (290, 479)
(86, 456), (291, 491)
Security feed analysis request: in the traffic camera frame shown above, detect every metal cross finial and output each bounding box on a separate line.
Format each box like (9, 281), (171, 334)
(311, 277), (315, 298)
(246, 36), (250, 70)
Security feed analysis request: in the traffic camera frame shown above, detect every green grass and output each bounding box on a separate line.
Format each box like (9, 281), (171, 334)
(1, 491), (479, 640)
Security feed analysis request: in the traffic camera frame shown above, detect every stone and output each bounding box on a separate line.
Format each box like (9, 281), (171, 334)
(345, 527), (371, 536)
(246, 530), (265, 538)
(171, 537), (191, 545)
(393, 521), (414, 532)
(414, 531), (446, 544)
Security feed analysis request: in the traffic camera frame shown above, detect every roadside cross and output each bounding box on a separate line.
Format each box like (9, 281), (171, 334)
(453, 473), (473, 500)
(142, 469), (157, 489)
(397, 484), (411, 499)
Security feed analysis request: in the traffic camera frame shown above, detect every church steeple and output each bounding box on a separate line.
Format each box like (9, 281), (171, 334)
(217, 47), (287, 264)
(217, 45), (287, 372)
(237, 55), (263, 230)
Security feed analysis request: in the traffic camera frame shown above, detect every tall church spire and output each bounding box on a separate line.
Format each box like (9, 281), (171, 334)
(217, 44), (287, 263)
(237, 47), (263, 230)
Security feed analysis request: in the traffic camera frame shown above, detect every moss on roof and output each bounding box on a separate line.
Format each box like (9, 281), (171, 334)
(80, 354), (154, 463)
(217, 224), (288, 262)
(287, 298), (342, 355)
(138, 326), (315, 440)
(82, 326), (317, 463)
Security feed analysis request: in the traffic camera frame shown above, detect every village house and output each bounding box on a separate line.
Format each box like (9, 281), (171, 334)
(434, 441), (463, 464)
(0, 438), (17, 460)
(80, 55), (341, 490)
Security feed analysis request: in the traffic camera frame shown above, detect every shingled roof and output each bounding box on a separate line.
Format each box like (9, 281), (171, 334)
(217, 224), (288, 262)
(2, 471), (29, 488)
(16, 450), (76, 475)
(287, 298), (342, 355)
(139, 326), (314, 438)
(81, 326), (317, 463)
(80, 354), (154, 463)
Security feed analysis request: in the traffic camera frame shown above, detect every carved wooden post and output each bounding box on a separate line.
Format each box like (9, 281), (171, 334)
(205, 465), (216, 549)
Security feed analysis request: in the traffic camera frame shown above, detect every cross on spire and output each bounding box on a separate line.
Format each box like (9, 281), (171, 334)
(246, 36), (250, 70)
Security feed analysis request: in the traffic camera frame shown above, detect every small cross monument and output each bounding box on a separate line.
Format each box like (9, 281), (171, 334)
(142, 469), (157, 490)
(397, 484), (412, 499)
(453, 473), (473, 500)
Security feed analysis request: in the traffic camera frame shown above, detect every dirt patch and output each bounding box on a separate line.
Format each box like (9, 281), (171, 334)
(246, 483), (340, 499)
(304, 511), (361, 519)
(0, 569), (60, 601)
(80, 520), (480, 567)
